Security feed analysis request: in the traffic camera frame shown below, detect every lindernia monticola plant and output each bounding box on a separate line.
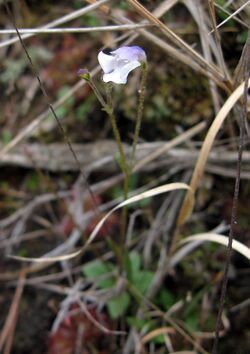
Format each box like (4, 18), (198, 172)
(78, 45), (147, 206)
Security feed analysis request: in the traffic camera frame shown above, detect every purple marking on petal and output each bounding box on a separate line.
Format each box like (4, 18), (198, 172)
(111, 46), (146, 62)
(77, 68), (89, 76)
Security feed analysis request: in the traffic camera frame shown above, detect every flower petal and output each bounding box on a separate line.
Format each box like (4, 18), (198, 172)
(103, 60), (141, 84)
(118, 60), (141, 82)
(103, 71), (126, 84)
(97, 51), (116, 74)
(111, 46), (146, 62)
(98, 46), (146, 84)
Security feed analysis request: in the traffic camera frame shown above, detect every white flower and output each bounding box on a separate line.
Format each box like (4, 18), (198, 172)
(98, 46), (146, 84)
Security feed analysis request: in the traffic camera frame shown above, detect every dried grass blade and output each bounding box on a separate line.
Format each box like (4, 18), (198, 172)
(178, 78), (250, 225)
(141, 327), (175, 344)
(0, 0), (111, 48)
(181, 233), (250, 261)
(126, 0), (225, 82)
(210, 0), (250, 33)
(0, 271), (25, 353)
(8, 183), (192, 263)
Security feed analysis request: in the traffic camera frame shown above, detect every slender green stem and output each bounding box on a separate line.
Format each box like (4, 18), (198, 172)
(105, 84), (130, 242)
(130, 61), (148, 167)
(82, 77), (129, 185)
(105, 84), (130, 192)
(80, 74), (130, 267)
(88, 80), (107, 108)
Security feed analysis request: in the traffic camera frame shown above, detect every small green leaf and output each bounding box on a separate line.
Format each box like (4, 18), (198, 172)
(129, 251), (141, 274)
(82, 260), (115, 289)
(185, 310), (199, 331)
(0, 59), (26, 83)
(132, 270), (154, 295)
(1, 129), (12, 145)
(151, 335), (165, 344)
(25, 173), (39, 193)
(107, 291), (130, 319)
(55, 106), (66, 120)
(76, 94), (95, 121)
(124, 250), (133, 282)
(157, 289), (176, 311)
(74, 0), (82, 9)
(55, 86), (75, 120)
(126, 317), (148, 330)
(57, 86), (74, 105)
(81, 14), (98, 27)
(118, 1), (129, 10)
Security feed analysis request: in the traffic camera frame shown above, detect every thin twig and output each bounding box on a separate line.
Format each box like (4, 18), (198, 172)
(0, 0), (111, 48)
(0, 271), (26, 354)
(210, 0), (250, 33)
(214, 2), (249, 29)
(0, 23), (153, 34)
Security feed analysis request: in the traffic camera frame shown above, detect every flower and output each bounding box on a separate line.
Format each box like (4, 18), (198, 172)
(77, 68), (90, 81)
(98, 46), (146, 84)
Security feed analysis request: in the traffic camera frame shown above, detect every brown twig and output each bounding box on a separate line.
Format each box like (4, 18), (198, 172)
(0, 271), (26, 354)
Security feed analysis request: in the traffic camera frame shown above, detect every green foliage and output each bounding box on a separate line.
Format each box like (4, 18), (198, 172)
(111, 173), (138, 200)
(216, 0), (226, 5)
(184, 309), (199, 331)
(55, 86), (75, 119)
(76, 94), (95, 121)
(157, 288), (176, 311)
(133, 269), (154, 295)
(25, 173), (40, 193)
(82, 251), (154, 319)
(0, 47), (52, 84)
(111, 173), (151, 209)
(0, 129), (12, 145)
(237, 31), (249, 44)
(81, 13), (99, 27)
(125, 250), (154, 294)
(73, 0), (82, 9)
(57, 86), (75, 104)
(17, 248), (29, 257)
(82, 259), (115, 289)
(126, 317), (149, 331)
(146, 95), (172, 122)
(82, 258), (131, 319)
(82, 259), (128, 319)
(29, 46), (53, 64)
(151, 334), (166, 344)
(216, 2), (234, 24)
(55, 106), (67, 120)
(0, 59), (26, 84)
(126, 317), (160, 342)
(107, 291), (130, 319)
(128, 251), (141, 276)
(117, 1), (129, 10)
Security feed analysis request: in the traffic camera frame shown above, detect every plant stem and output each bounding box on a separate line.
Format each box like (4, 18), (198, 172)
(105, 84), (130, 241)
(130, 61), (148, 167)
(82, 77), (131, 244)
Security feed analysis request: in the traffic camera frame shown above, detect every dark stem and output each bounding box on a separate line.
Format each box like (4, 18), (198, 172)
(211, 32), (250, 354)
(130, 62), (148, 167)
